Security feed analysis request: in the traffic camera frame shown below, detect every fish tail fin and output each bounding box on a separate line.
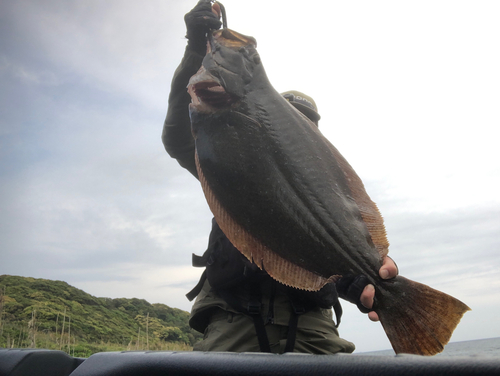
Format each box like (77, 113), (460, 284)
(376, 276), (470, 355)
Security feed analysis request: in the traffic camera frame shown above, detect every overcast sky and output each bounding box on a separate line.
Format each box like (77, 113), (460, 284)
(1, 0), (499, 353)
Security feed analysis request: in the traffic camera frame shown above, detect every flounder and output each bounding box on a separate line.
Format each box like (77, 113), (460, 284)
(187, 28), (470, 355)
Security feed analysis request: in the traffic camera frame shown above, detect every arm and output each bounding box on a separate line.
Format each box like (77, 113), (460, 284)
(162, 0), (221, 178)
(162, 47), (205, 178)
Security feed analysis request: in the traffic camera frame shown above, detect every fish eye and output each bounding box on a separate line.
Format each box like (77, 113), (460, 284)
(253, 54), (261, 64)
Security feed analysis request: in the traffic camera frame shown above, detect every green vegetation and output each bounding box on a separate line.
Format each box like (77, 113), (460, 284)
(0, 275), (202, 357)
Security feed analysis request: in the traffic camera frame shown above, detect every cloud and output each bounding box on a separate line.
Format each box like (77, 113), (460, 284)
(67, 264), (204, 312)
(1, 0), (500, 351)
(1, 0), (192, 112)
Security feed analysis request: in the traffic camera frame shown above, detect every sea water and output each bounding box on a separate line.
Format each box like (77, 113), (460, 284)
(358, 337), (500, 357)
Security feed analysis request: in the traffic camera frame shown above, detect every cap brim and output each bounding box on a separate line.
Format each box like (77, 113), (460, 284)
(291, 102), (321, 123)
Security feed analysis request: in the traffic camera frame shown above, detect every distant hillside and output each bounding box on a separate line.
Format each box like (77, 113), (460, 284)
(0, 275), (202, 357)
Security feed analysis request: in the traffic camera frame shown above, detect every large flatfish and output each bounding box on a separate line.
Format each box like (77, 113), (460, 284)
(187, 27), (470, 355)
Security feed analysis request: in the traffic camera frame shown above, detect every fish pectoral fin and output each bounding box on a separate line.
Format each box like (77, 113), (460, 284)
(228, 111), (262, 129)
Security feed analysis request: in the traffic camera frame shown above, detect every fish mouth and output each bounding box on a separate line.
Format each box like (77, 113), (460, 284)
(188, 66), (238, 113)
(212, 28), (257, 49)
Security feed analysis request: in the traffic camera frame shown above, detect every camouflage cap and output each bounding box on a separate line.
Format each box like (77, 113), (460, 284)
(281, 90), (321, 124)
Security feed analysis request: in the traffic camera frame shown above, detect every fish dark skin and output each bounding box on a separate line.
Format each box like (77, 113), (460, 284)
(188, 28), (470, 355)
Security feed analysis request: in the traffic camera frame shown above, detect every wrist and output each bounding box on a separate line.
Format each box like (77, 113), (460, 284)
(186, 37), (207, 56)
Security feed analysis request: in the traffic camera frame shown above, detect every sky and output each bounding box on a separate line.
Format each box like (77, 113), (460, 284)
(1, 0), (499, 353)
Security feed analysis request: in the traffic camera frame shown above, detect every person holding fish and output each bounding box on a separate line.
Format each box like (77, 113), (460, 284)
(162, 0), (398, 354)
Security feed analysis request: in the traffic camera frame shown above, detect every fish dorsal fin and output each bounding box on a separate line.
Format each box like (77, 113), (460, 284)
(326, 141), (389, 259)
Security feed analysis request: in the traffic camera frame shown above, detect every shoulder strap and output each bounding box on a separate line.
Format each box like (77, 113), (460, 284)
(186, 218), (262, 300)
(333, 300), (343, 328)
(284, 296), (306, 353)
(217, 283), (271, 353)
(186, 269), (207, 302)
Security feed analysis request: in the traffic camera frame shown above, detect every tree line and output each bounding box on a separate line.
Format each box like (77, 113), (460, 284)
(0, 275), (202, 357)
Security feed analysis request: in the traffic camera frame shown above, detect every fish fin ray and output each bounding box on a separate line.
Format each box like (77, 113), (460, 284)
(377, 276), (471, 355)
(327, 143), (390, 258)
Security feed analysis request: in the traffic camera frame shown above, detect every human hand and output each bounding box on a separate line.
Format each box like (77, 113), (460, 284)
(185, 0), (222, 54)
(360, 256), (398, 321)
